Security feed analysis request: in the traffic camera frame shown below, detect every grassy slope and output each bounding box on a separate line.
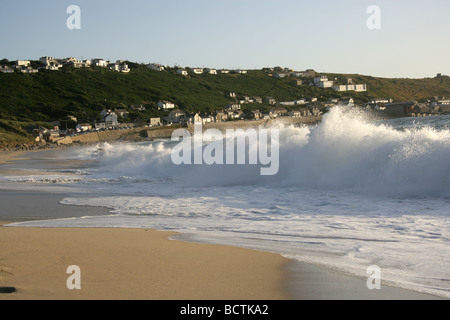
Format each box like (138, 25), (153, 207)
(1, 65), (450, 147)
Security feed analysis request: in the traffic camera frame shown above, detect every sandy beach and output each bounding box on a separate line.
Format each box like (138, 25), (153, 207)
(0, 148), (446, 300)
(0, 223), (289, 300)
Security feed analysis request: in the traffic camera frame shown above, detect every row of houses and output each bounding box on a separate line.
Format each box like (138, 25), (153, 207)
(176, 68), (248, 76)
(0, 60), (39, 73)
(314, 76), (367, 92)
(270, 68), (317, 79)
(147, 63), (248, 76)
(40, 57), (130, 73)
(151, 105), (322, 127)
(0, 57), (131, 73)
(267, 68), (368, 93)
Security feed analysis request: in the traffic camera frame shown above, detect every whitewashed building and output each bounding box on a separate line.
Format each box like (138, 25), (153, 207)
(16, 60), (30, 67)
(76, 123), (92, 132)
(20, 67), (38, 73)
(150, 118), (162, 127)
(93, 59), (109, 67)
(205, 68), (217, 74)
(105, 113), (118, 126)
(314, 76), (334, 88)
(157, 100), (176, 110)
(333, 84), (367, 92)
(0, 66), (14, 73)
(192, 68), (203, 74)
(110, 61), (130, 73)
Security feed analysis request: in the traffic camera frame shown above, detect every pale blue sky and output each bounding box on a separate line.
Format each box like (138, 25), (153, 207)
(1, 0), (449, 78)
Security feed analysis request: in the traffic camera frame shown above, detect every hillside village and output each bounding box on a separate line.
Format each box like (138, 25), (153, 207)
(1, 56), (450, 147)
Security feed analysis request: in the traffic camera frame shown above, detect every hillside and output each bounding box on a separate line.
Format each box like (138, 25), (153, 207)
(1, 62), (450, 147)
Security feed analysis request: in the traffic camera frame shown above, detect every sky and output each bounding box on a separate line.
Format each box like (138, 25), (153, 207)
(1, 0), (449, 78)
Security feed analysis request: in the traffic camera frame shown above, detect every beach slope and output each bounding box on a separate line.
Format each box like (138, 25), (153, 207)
(0, 224), (289, 300)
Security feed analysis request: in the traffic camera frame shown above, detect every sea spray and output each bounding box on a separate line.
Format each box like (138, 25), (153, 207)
(171, 123), (280, 176)
(57, 106), (450, 196)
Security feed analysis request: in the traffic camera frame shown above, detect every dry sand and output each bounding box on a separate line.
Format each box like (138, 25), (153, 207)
(0, 223), (289, 300)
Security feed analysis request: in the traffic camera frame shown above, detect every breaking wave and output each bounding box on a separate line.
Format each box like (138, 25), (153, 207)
(73, 106), (450, 197)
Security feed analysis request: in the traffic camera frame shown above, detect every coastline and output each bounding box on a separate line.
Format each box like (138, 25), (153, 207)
(0, 147), (446, 300)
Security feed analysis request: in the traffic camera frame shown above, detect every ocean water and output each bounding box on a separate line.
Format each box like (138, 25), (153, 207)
(3, 106), (450, 298)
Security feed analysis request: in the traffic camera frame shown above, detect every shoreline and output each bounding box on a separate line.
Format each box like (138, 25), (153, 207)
(0, 147), (446, 300)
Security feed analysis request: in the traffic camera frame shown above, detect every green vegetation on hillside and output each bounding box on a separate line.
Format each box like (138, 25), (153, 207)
(1, 61), (450, 147)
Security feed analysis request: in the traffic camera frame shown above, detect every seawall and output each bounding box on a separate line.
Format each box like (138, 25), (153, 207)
(145, 116), (322, 140)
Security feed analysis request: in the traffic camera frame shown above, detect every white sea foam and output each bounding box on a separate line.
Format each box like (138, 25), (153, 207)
(7, 107), (450, 298)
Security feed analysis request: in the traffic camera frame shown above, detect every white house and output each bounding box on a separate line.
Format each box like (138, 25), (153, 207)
(76, 123), (92, 132)
(101, 109), (113, 119)
(226, 103), (241, 111)
(110, 64), (120, 72)
(314, 76), (334, 88)
(235, 69), (247, 74)
(16, 60), (30, 67)
(105, 113), (118, 126)
(333, 84), (367, 92)
(437, 99), (450, 105)
(82, 60), (92, 67)
(40, 56), (59, 65)
(0, 66), (14, 73)
(45, 64), (62, 71)
(40, 57), (63, 70)
(177, 69), (188, 76)
(192, 68), (203, 74)
(219, 69), (230, 74)
(265, 97), (277, 105)
(121, 63), (130, 73)
(157, 100), (176, 110)
(110, 61), (130, 73)
(193, 113), (203, 124)
(20, 67), (38, 73)
(93, 59), (109, 67)
(150, 117), (162, 127)
(63, 57), (82, 67)
(205, 68), (217, 75)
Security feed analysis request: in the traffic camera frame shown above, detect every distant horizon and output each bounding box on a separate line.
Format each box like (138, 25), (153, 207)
(1, 0), (449, 79)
